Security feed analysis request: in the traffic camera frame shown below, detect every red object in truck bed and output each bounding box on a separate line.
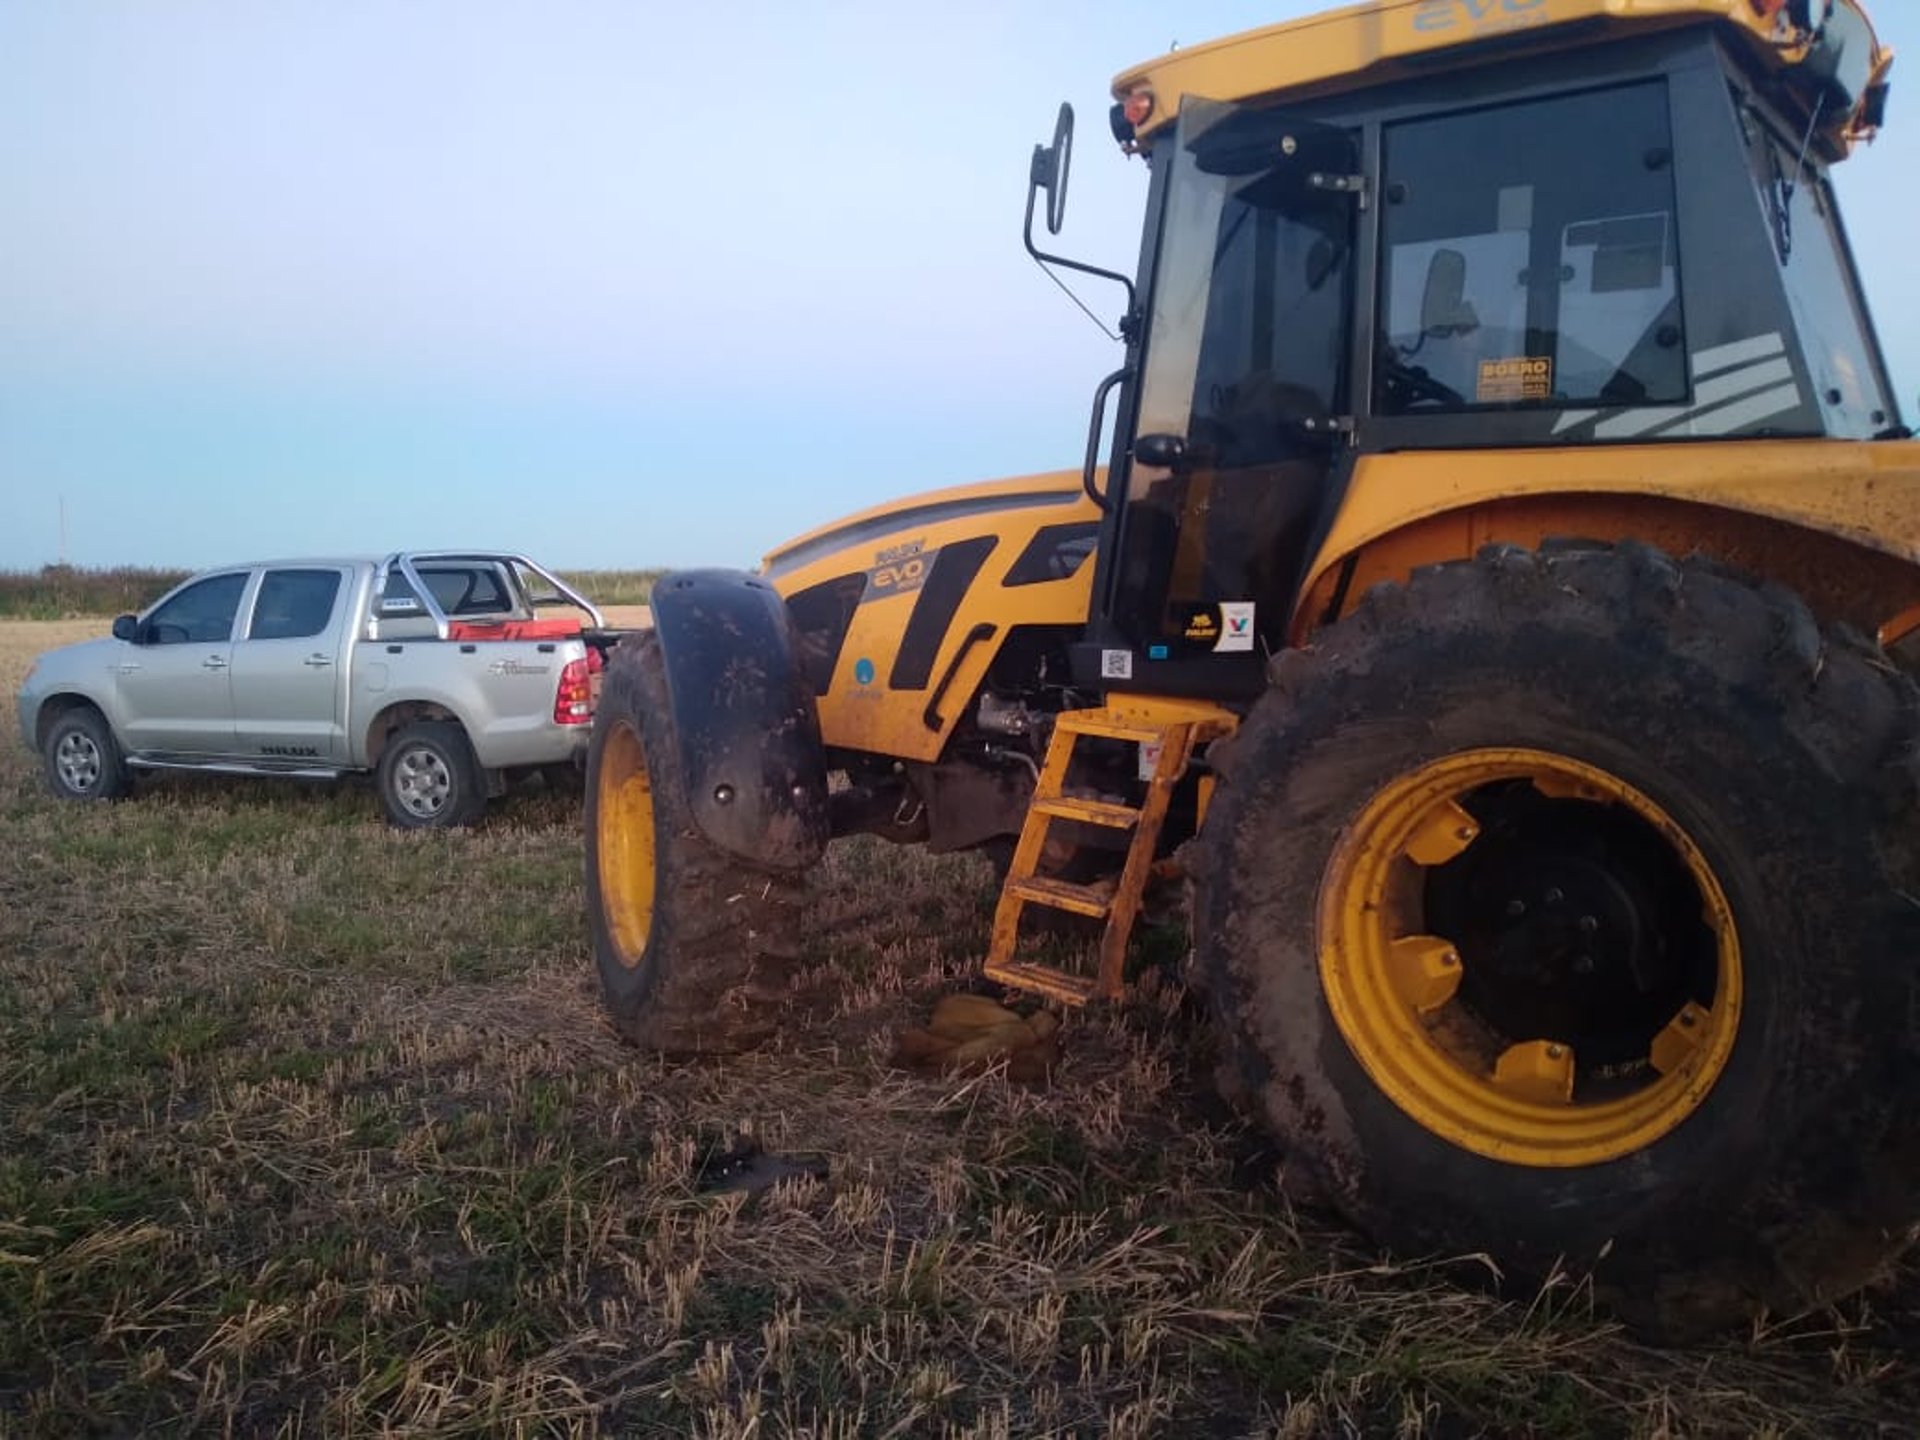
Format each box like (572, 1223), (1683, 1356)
(445, 618), (583, 642)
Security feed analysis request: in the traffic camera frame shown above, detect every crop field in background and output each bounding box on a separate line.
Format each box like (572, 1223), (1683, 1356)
(3, 617), (1919, 1436)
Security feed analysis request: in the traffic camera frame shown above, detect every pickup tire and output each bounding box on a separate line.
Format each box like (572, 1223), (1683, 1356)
(377, 721), (486, 830)
(585, 633), (804, 1053)
(41, 706), (132, 802)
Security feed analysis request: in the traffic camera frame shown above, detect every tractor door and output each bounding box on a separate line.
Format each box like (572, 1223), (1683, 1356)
(1091, 98), (1359, 697)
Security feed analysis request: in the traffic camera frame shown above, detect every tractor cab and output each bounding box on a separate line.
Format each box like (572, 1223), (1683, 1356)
(1034, 0), (1899, 696)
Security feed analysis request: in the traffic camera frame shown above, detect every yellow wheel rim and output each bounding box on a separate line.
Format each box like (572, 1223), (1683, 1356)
(1318, 748), (1741, 1168)
(596, 720), (657, 968)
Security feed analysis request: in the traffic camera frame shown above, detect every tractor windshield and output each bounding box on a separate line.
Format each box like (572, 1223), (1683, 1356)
(1108, 98), (1357, 660)
(1132, 100), (1355, 469)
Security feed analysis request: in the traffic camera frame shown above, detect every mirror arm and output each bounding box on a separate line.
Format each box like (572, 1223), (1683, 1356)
(1022, 187), (1138, 328)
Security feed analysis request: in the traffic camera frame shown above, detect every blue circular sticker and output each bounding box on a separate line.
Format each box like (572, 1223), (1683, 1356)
(853, 657), (877, 685)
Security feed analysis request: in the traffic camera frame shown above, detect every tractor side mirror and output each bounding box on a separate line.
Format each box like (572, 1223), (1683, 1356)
(111, 614), (140, 643)
(1030, 103), (1075, 236)
(1420, 248), (1480, 338)
(1133, 432), (1192, 473)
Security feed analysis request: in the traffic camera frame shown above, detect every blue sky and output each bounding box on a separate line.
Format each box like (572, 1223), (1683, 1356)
(2, 2), (1916, 572)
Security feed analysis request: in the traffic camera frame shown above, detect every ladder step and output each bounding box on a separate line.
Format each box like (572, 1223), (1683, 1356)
(1052, 711), (1167, 746)
(1032, 795), (1141, 828)
(982, 959), (1099, 1005)
(1008, 874), (1113, 918)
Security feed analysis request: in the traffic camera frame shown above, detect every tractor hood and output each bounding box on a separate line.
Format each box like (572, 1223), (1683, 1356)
(761, 471), (1098, 584)
(758, 470), (1103, 765)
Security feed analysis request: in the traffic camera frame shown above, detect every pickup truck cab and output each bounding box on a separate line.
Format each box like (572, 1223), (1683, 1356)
(17, 551), (622, 828)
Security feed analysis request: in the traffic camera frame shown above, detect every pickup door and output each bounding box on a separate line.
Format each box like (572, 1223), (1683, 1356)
(230, 565), (355, 764)
(116, 569), (249, 755)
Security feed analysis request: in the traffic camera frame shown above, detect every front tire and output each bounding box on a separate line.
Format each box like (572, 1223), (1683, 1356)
(42, 707), (132, 802)
(1194, 545), (1920, 1336)
(584, 633), (804, 1053)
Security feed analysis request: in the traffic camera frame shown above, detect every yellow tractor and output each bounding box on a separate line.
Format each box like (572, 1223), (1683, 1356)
(587, 0), (1919, 1332)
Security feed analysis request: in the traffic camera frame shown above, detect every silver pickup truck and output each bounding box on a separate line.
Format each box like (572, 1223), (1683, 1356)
(16, 551), (623, 828)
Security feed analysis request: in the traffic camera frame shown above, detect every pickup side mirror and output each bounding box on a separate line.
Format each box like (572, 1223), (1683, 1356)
(111, 614), (140, 643)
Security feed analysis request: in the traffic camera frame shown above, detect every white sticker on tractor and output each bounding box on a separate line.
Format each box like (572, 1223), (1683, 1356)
(1138, 740), (1163, 782)
(1101, 648), (1134, 680)
(1216, 602), (1256, 653)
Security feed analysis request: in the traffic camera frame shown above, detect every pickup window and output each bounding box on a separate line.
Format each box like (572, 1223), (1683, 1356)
(249, 569), (344, 641)
(147, 572), (249, 644)
(418, 563), (518, 618)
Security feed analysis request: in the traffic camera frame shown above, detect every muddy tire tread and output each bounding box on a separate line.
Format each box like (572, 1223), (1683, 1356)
(1194, 543), (1920, 1335)
(586, 632), (806, 1054)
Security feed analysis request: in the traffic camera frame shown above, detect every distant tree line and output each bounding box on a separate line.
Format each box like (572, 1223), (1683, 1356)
(0, 565), (189, 620)
(0, 565), (663, 619)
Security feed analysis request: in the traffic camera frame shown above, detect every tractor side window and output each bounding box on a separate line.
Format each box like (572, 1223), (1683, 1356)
(144, 573), (249, 645)
(1377, 81), (1686, 414)
(1754, 133), (1892, 438)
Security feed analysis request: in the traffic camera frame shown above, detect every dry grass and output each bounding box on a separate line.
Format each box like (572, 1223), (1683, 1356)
(3, 619), (1917, 1436)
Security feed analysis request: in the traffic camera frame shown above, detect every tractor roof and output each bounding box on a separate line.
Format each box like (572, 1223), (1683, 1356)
(1112, 0), (1890, 156)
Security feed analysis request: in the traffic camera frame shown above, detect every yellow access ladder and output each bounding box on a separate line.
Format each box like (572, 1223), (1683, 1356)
(984, 701), (1237, 1005)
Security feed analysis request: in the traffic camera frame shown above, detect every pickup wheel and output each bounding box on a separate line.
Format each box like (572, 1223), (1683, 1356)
(377, 721), (486, 830)
(42, 706), (132, 802)
(585, 633), (804, 1054)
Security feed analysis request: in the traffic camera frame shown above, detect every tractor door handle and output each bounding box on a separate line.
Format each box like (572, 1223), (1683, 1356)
(1082, 365), (1134, 511)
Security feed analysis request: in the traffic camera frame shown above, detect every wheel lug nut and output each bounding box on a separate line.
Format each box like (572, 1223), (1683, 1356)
(1577, 915), (1599, 934)
(1505, 899), (1527, 918)
(1544, 887), (1564, 904)
(1547, 1044), (1566, 1059)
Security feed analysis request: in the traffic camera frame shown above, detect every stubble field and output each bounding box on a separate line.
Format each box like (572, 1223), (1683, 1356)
(2, 617), (1917, 1436)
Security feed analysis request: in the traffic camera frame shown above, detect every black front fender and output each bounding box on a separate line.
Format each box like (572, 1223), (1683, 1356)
(649, 568), (830, 870)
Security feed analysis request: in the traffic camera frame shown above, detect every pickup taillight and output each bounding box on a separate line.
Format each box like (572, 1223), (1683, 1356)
(554, 657), (593, 725)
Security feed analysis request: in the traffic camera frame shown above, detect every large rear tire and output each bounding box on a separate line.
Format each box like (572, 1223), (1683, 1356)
(584, 633), (805, 1053)
(1193, 544), (1920, 1336)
